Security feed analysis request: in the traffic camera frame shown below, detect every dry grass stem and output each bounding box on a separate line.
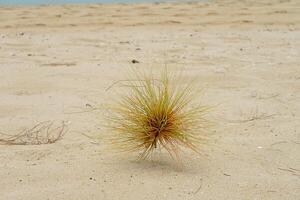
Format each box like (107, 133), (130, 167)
(0, 121), (67, 145)
(227, 108), (276, 123)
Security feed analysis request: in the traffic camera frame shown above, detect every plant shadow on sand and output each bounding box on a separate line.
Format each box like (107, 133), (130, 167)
(115, 152), (208, 173)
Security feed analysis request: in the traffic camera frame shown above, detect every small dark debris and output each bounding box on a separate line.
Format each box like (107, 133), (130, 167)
(120, 41), (130, 44)
(223, 173), (231, 176)
(131, 59), (140, 64)
(27, 53), (33, 56)
(136, 48), (141, 51)
(240, 48), (243, 51)
(86, 103), (92, 108)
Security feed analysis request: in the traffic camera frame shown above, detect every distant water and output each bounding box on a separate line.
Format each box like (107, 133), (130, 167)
(0, 0), (200, 5)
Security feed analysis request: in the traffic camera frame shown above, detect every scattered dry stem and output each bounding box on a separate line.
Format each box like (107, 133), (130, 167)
(0, 121), (67, 145)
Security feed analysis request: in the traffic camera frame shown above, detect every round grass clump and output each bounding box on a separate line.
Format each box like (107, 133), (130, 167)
(107, 69), (210, 160)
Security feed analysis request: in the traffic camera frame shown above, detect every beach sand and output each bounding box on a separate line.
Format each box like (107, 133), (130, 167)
(0, 0), (299, 199)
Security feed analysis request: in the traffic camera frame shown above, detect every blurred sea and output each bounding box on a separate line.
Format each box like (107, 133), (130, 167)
(0, 0), (202, 5)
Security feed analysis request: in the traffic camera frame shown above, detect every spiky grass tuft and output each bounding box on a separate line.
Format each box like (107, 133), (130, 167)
(107, 69), (210, 161)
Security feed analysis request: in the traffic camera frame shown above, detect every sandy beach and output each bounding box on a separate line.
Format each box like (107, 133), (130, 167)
(0, 0), (300, 199)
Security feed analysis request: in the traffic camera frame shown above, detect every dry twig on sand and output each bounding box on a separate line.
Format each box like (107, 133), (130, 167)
(0, 121), (67, 145)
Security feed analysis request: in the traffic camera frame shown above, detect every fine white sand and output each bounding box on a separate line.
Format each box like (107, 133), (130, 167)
(0, 0), (299, 199)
